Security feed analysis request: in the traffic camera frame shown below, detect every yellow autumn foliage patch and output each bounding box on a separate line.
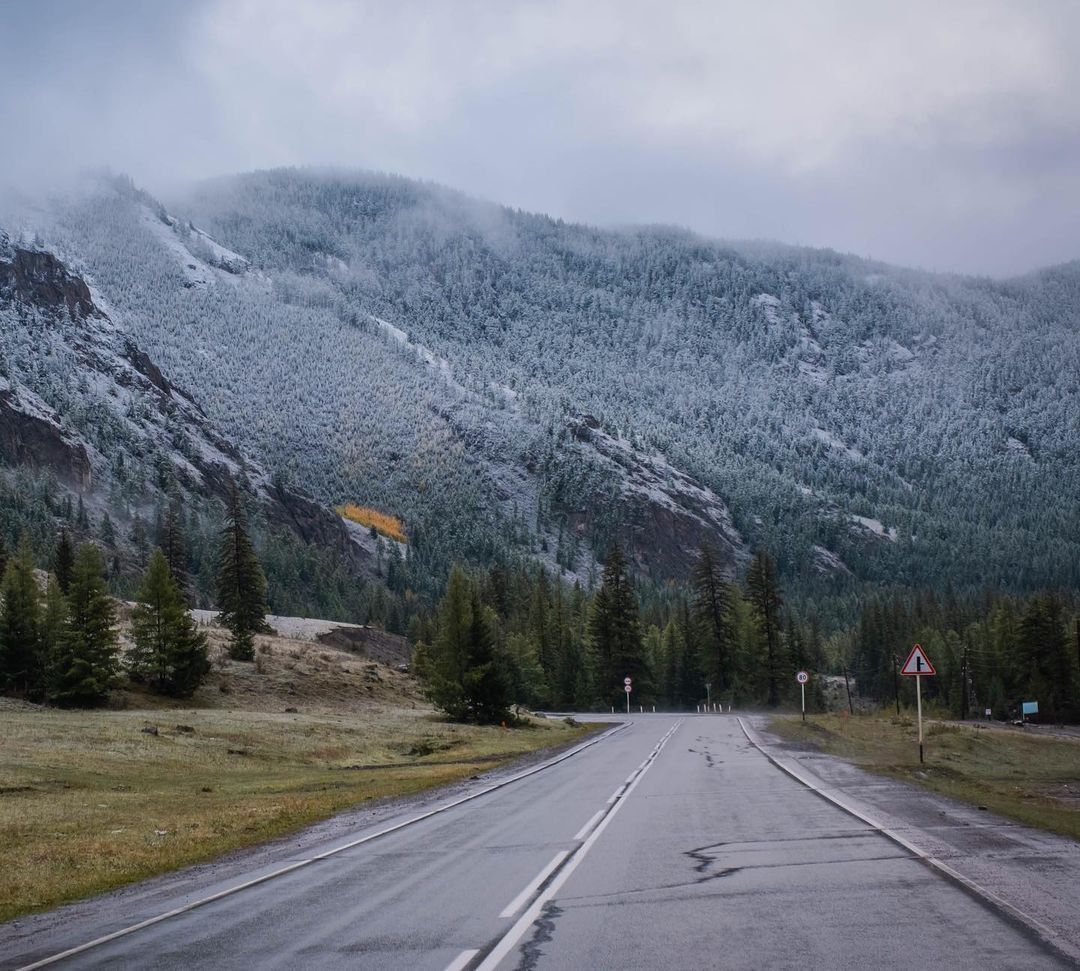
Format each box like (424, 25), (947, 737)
(337, 503), (407, 543)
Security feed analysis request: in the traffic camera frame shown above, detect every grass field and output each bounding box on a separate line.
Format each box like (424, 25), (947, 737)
(0, 703), (590, 923)
(0, 613), (593, 924)
(769, 713), (1080, 841)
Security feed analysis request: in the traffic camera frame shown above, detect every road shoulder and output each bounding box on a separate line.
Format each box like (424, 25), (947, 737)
(743, 714), (1080, 964)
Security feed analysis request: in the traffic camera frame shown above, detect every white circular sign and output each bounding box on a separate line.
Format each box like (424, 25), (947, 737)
(624, 684), (632, 693)
(624, 677), (632, 686)
(796, 671), (809, 684)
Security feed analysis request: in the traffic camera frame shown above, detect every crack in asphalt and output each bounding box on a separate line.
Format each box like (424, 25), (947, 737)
(513, 901), (561, 971)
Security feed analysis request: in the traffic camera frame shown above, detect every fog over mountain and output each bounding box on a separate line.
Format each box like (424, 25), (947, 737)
(3, 0), (1080, 274)
(3, 169), (1077, 623)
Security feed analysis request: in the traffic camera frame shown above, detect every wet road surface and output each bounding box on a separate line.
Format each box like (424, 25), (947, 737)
(3, 716), (1071, 970)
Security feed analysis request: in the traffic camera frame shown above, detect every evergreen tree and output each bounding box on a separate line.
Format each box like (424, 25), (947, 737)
(130, 549), (210, 697)
(417, 565), (472, 718)
(0, 541), (43, 697)
(416, 567), (513, 722)
(528, 569), (554, 692)
(1018, 594), (1077, 722)
(587, 544), (648, 706)
(159, 496), (191, 604)
(40, 576), (69, 697)
(692, 545), (734, 695)
(0, 533), (7, 579)
(675, 598), (705, 707)
(746, 550), (785, 707)
(216, 484), (269, 661)
(462, 592), (511, 723)
(51, 544), (117, 707)
(99, 512), (115, 546)
(54, 529), (75, 594)
(129, 514), (148, 551)
(505, 631), (547, 708)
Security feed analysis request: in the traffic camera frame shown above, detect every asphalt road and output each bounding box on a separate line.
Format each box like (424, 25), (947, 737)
(4, 716), (1071, 970)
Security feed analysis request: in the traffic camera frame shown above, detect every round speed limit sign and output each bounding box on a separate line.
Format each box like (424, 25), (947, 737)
(795, 670), (809, 685)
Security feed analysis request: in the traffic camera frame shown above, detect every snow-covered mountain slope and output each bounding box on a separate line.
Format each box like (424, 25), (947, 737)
(0, 228), (373, 578)
(13, 169), (1080, 598)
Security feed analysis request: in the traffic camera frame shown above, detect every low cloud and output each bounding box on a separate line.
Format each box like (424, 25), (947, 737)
(2, 0), (1078, 274)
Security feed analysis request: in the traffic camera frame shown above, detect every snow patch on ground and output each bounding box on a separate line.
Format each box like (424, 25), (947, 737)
(139, 206), (250, 287)
(812, 427), (864, 461)
(1006, 436), (1032, 458)
(372, 316), (466, 395)
(812, 544), (852, 575)
(850, 514), (897, 542)
(191, 611), (364, 640)
(751, 292), (783, 325)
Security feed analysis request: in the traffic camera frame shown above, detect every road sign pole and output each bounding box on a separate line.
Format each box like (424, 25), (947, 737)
(801, 682), (806, 721)
(626, 691), (630, 715)
(916, 674), (923, 764)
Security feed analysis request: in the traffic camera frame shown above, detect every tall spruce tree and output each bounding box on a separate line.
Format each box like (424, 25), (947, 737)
(0, 541), (43, 697)
(416, 567), (512, 722)
(746, 550), (784, 707)
(40, 577), (68, 698)
(51, 544), (117, 707)
(160, 496), (191, 604)
(675, 598), (705, 707)
(692, 545), (733, 696)
(1019, 594), (1077, 722)
(587, 544), (648, 706)
(416, 565), (472, 718)
(54, 529), (75, 594)
(216, 484), (269, 661)
(462, 591), (511, 723)
(131, 549), (210, 697)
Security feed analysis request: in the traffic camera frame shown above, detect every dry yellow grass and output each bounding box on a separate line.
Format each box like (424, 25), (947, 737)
(337, 503), (407, 543)
(769, 713), (1080, 841)
(0, 621), (590, 922)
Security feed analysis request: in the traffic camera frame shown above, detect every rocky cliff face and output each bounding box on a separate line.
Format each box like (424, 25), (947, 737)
(561, 415), (744, 579)
(0, 232), (372, 575)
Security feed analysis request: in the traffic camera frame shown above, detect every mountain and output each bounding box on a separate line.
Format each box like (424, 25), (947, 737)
(0, 226), (392, 620)
(7, 170), (1080, 611)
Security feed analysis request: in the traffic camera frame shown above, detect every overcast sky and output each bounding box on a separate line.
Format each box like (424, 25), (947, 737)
(3, 0), (1078, 275)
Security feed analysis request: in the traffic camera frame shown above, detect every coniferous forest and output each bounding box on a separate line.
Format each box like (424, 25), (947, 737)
(1, 169), (1078, 720)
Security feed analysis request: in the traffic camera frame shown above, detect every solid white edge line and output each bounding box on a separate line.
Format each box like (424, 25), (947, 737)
(443, 948), (481, 971)
(572, 809), (604, 842)
(476, 720), (682, 971)
(736, 716), (1079, 965)
(16, 722), (632, 971)
(498, 851), (570, 919)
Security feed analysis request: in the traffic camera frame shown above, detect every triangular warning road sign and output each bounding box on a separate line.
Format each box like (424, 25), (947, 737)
(900, 644), (936, 676)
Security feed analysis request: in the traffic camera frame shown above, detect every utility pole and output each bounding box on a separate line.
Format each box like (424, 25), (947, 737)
(960, 641), (968, 721)
(843, 667), (854, 716)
